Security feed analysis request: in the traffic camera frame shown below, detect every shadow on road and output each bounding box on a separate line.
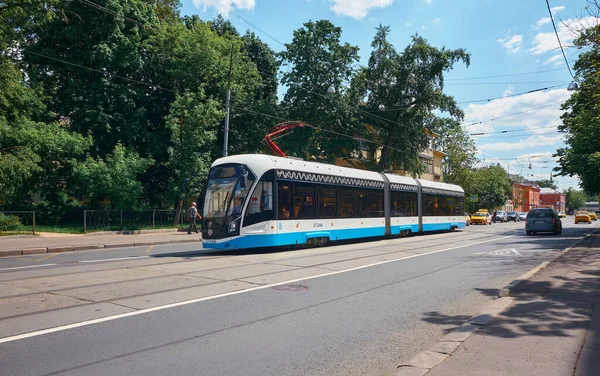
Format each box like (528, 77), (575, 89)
(420, 232), (600, 374)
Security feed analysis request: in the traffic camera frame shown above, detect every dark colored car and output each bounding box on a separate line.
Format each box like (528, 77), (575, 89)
(506, 211), (520, 222)
(526, 208), (562, 235)
(492, 210), (507, 223)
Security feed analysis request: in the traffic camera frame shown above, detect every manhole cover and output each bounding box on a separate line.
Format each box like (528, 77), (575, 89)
(272, 284), (308, 291)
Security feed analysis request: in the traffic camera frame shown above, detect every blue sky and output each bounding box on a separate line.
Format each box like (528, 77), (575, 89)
(180, 0), (596, 191)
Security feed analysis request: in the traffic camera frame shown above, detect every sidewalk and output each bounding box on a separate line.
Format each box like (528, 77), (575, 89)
(0, 230), (202, 257)
(401, 231), (600, 376)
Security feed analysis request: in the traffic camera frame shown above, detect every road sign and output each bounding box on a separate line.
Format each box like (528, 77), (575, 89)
(470, 195), (478, 202)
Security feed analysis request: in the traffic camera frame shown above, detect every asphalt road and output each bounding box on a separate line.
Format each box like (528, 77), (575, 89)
(0, 219), (597, 376)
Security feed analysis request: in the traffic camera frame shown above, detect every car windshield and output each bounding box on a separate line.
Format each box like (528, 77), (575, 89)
(507, 212), (517, 215)
(473, 213), (485, 217)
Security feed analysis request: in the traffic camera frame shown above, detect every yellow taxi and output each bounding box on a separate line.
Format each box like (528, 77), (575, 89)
(575, 211), (592, 224)
(590, 211), (598, 221)
(471, 211), (491, 225)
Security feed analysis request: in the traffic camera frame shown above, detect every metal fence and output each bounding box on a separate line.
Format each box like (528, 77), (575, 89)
(0, 211), (36, 235)
(83, 210), (185, 233)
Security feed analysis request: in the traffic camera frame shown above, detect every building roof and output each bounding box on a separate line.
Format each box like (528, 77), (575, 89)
(540, 188), (560, 194)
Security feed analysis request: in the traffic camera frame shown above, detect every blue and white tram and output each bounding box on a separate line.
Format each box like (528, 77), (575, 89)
(202, 154), (465, 250)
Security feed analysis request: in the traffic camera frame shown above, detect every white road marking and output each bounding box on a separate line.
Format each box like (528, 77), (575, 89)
(79, 256), (149, 263)
(0, 235), (513, 344)
(0, 264), (57, 271)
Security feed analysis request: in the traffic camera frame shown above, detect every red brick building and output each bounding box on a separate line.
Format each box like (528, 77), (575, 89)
(539, 188), (566, 213)
(513, 183), (541, 212)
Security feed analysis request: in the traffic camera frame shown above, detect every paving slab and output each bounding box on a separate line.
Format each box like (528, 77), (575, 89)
(0, 283), (39, 298)
(112, 280), (257, 309)
(438, 323), (480, 343)
(131, 258), (248, 275)
(0, 292), (89, 319)
(5, 268), (168, 291)
(185, 263), (300, 281)
(428, 341), (461, 355)
(239, 266), (334, 285)
(59, 275), (219, 302)
(403, 350), (449, 369)
(0, 302), (136, 338)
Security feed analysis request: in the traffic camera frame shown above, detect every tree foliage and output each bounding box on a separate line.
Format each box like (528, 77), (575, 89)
(564, 188), (587, 212)
(355, 26), (470, 173)
(555, 8), (600, 194)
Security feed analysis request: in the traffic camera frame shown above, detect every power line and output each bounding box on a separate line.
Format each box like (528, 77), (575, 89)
(231, 105), (406, 153)
(446, 66), (568, 81)
(469, 124), (560, 135)
(77, 0), (146, 28)
(210, 0), (287, 47)
(545, 0), (575, 79)
(446, 80), (569, 86)
(26, 50), (179, 94)
(464, 102), (562, 127)
(474, 130), (561, 139)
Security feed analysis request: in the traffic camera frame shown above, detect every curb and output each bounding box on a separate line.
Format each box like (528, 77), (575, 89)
(389, 229), (599, 376)
(0, 238), (202, 258)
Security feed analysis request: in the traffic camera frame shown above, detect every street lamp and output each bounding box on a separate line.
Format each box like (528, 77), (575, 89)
(327, 86), (336, 94)
(567, 81), (578, 91)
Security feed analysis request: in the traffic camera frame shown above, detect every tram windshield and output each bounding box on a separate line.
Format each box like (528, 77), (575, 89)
(203, 164), (254, 225)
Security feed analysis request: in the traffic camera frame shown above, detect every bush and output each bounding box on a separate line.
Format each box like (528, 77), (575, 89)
(0, 213), (21, 231)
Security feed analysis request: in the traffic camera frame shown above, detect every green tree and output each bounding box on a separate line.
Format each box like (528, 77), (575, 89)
(466, 165), (513, 210)
(355, 26), (470, 173)
(555, 7), (600, 194)
(73, 144), (152, 209)
(564, 188), (587, 212)
(278, 20), (361, 161)
(534, 179), (558, 190)
(433, 118), (477, 186)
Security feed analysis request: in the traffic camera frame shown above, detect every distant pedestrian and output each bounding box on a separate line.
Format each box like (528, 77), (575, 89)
(188, 202), (201, 234)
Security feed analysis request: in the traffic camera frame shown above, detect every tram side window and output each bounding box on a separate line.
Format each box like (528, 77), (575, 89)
(368, 189), (384, 217)
(449, 197), (464, 215)
(356, 190), (368, 217)
(439, 195), (448, 216)
(318, 187), (337, 219)
(338, 189), (355, 218)
(406, 192), (417, 216)
(392, 191), (405, 217)
(277, 182), (293, 220)
(424, 194), (435, 216)
(244, 172), (275, 227)
(294, 183), (316, 219)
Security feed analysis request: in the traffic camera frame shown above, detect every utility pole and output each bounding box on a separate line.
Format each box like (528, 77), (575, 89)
(223, 44), (234, 157)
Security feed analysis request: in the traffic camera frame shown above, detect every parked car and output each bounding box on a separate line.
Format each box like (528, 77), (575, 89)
(506, 211), (520, 222)
(471, 211), (492, 225)
(589, 211), (598, 221)
(526, 208), (562, 235)
(518, 212), (527, 221)
(465, 212), (472, 226)
(492, 210), (507, 223)
(575, 211), (592, 224)
(557, 212), (566, 218)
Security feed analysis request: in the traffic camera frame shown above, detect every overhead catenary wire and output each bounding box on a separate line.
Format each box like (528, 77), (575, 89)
(463, 102), (562, 127)
(25, 50), (179, 94)
(469, 124), (560, 135)
(545, 0), (575, 79)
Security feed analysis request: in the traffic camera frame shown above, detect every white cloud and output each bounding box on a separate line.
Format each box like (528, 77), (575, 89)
(405, 20), (414, 27)
(536, 17), (551, 28)
(544, 54), (563, 65)
(530, 16), (600, 55)
(329, 0), (393, 19)
(479, 134), (564, 151)
(424, 0), (432, 5)
(432, 18), (441, 27)
(192, 0), (255, 16)
(503, 85), (515, 97)
(498, 34), (523, 54)
(550, 5), (565, 12)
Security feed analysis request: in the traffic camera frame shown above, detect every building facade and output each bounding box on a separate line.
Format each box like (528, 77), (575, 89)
(334, 131), (445, 182)
(513, 183), (541, 212)
(539, 188), (566, 213)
